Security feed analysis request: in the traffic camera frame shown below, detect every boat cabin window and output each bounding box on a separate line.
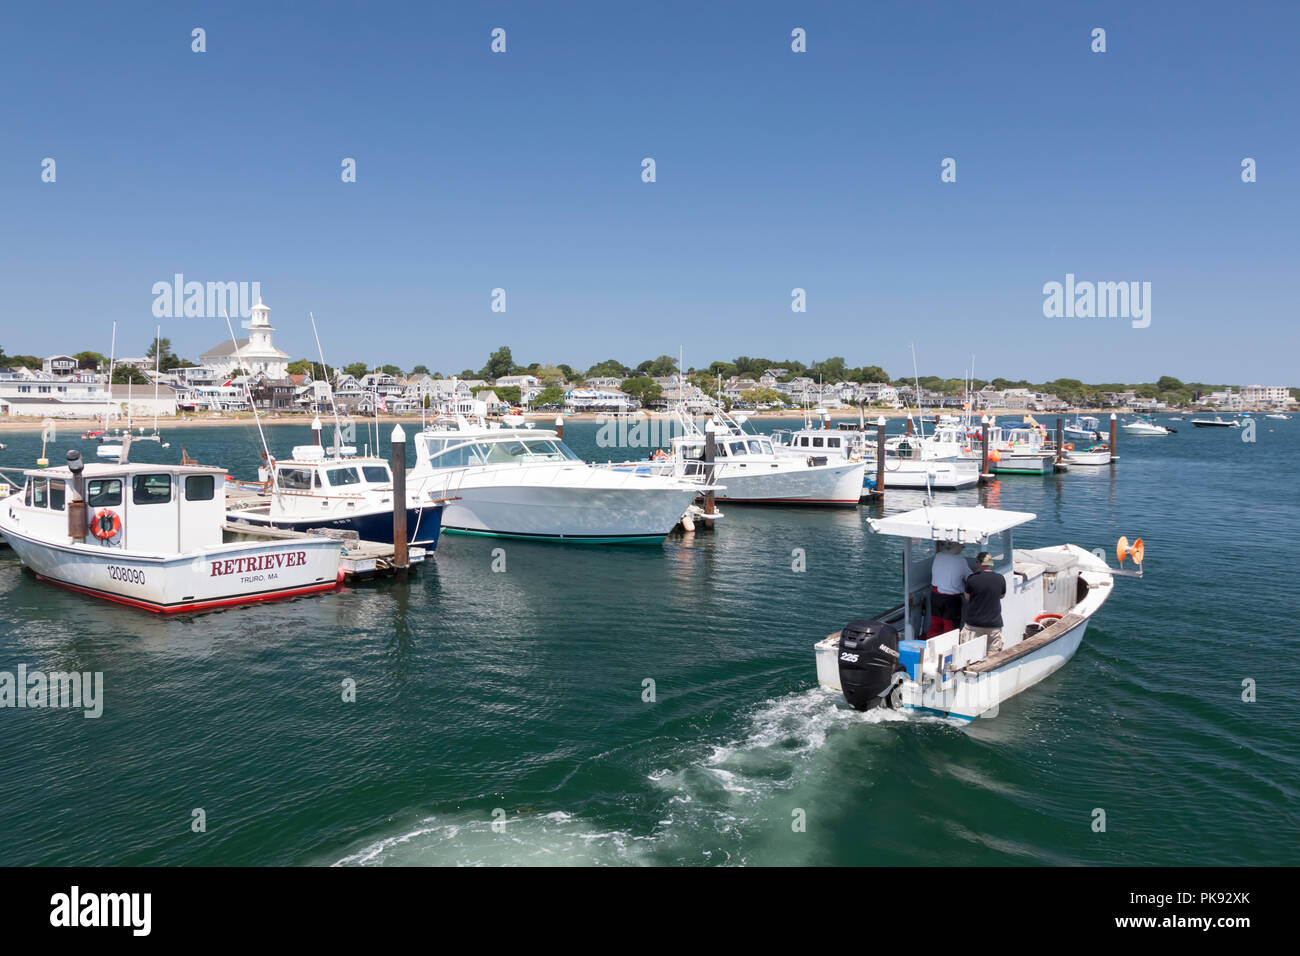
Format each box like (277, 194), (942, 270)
(714, 443), (728, 457)
(87, 478), (122, 507)
(729, 441), (747, 456)
(133, 474), (172, 505)
(812, 436), (824, 448)
(361, 465), (391, 483)
(326, 466), (362, 486)
(185, 475), (215, 501)
(49, 480), (65, 511)
(277, 467), (313, 490)
(755, 439), (772, 455)
(514, 439), (565, 461)
(473, 441), (520, 464)
(427, 441), (488, 468)
(827, 437), (841, 448)
(422, 438), (446, 456)
(27, 478), (42, 507)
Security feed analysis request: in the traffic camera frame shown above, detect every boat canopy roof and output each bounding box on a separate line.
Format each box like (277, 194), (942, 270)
(19, 461), (225, 480)
(867, 505), (1036, 542)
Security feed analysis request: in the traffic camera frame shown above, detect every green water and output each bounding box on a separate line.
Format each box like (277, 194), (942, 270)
(0, 417), (1296, 865)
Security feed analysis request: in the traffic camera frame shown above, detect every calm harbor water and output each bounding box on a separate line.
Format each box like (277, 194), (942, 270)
(1, 416), (1297, 866)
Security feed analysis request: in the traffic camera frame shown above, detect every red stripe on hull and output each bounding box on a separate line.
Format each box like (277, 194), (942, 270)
(34, 574), (341, 614)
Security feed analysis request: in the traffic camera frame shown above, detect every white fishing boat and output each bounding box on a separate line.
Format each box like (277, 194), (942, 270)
(813, 505), (1142, 722)
(408, 418), (712, 542)
(658, 412), (867, 505)
(1120, 417), (1171, 436)
(774, 419), (978, 492)
(958, 423), (1056, 475)
(0, 450), (343, 612)
(225, 439), (445, 547)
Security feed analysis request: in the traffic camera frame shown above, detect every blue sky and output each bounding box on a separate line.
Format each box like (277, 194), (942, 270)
(1, 1), (1295, 384)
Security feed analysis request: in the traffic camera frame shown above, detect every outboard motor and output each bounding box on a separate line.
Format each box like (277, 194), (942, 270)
(837, 618), (901, 711)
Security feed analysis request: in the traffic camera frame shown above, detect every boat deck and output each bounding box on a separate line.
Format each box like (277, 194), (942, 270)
(963, 611), (1086, 673)
(222, 522), (425, 579)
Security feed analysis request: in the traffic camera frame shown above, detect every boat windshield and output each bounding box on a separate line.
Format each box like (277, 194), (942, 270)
(361, 465), (391, 483)
(326, 466), (362, 486)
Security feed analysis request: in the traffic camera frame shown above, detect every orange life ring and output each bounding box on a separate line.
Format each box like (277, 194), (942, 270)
(1063, 443), (1074, 451)
(92, 508), (121, 540)
(1033, 612), (1063, 624)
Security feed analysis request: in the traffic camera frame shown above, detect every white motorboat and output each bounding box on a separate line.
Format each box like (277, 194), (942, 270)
(1120, 417), (1171, 436)
(660, 412), (867, 505)
(409, 418), (711, 543)
(226, 441), (445, 547)
(1063, 415), (1104, 443)
(0, 450), (343, 612)
(1265, 413), (1289, 421)
(813, 505), (1141, 722)
(1191, 416), (1240, 428)
(1064, 444), (1112, 466)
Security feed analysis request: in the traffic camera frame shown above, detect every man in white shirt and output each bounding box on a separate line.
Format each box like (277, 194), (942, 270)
(928, 541), (972, 636)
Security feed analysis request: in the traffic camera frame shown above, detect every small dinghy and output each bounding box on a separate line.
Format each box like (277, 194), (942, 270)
(813, 505), (1143, 723)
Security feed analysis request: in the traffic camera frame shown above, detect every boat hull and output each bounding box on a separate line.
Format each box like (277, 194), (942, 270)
(872, 460), (979, 490)
(711, 460), (866, 506)
(229, 504), (443, 548)
(0, 526), (342, 613)
(438, 483), (698, 542)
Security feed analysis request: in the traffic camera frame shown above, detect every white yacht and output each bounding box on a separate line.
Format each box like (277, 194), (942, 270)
(814, 505), (1140, 722)
(408, 419), (711, 543)
(226, 443), (445, 547)
(1121, 417), (1172, 436)
(0, 451), (343, 612)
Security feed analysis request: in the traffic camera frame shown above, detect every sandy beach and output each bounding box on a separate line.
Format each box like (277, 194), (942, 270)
(0, 406), (1127, 434)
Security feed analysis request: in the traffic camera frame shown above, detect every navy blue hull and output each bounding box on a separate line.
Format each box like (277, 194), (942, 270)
(234, 505), (443, 549)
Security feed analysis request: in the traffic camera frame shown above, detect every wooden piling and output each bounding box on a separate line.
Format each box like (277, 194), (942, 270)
(874, 416), (886, 499)
(1055, 416), (1064, 463)
(1109, 412), (1117, 462)
(312, 415), (323, 446)
(555, 415), (564, 441)
(703, 421), (717, 529)
(980, 418), (991, 481)
(391, 424), (408, 579)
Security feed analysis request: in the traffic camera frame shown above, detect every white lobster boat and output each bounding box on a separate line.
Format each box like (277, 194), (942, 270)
(0, 451), (343, 612)
(813, 505), (1141, 723)
(225, 443), (444, 548)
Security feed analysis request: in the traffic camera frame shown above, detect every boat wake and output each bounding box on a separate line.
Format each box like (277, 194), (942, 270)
(330, 689), (950, 866)
(331, 809), (651, 867)
(642, 688), (949, 863)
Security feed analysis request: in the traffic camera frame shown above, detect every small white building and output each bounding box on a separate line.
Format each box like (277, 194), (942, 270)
(199, 298), (289, 379)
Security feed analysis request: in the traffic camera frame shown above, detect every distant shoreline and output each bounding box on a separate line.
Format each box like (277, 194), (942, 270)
(0, 407), (1156, 435)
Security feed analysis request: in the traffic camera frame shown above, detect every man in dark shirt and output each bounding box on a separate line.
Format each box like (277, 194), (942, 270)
(962, 551), (1007, 654)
